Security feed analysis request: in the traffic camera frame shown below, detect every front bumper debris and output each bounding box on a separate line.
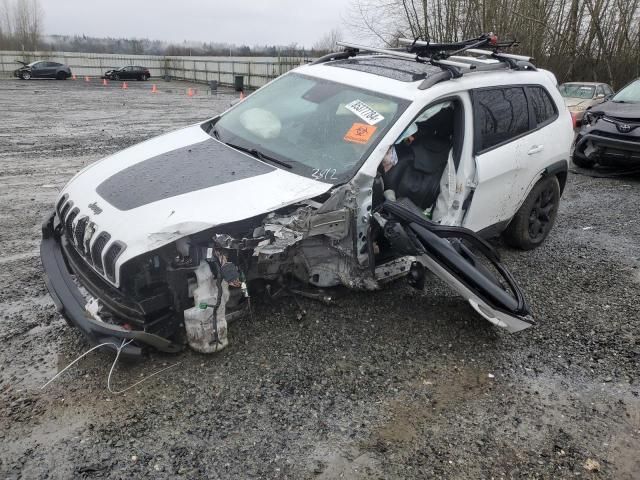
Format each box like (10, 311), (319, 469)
(575, 125), (640, 166)
(40, 212), (182, 356)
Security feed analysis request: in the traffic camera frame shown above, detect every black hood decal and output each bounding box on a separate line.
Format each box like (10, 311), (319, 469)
(97, 137), (274, 211)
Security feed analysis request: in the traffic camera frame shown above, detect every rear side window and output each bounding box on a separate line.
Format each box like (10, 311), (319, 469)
(473, 87), (529, 151)
(527, 86), (557, 126)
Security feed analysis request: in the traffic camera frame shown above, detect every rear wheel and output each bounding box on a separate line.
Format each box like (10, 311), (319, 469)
(21, 71), (31, 80)
(56, 71), (67, 80)
(503, 176), (560, 250)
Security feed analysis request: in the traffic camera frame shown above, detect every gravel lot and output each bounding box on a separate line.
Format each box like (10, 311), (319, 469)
(0, 79), (639, 479)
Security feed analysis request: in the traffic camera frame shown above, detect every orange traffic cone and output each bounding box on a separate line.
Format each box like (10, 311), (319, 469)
(84, 76), (90, 82)
(72, 74), (77, 80)
(122, 81), (128, 90)
(102, 78), (108, 86)
(187, 87), (194, 97)
(239, 90), (245, 100)
(151, 84), (157, 93)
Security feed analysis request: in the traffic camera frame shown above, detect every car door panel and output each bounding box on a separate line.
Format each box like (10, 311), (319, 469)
(382, 199), (532, 333)
(31, 62), (45, 78)
(463, 87), (531, 232)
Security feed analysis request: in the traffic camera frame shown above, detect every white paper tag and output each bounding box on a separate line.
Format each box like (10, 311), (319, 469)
(344, 100), (385, 125)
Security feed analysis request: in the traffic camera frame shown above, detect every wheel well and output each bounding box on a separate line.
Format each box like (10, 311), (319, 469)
(555, 170), (567, 195)
(544, 160), (568, 195)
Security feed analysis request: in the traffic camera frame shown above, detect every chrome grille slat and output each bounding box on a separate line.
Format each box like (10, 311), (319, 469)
(74, 216), (89, 251)
(59, 200), (72, 223)
(65, 208), (79, 240)
(57, 195), (126, 283)
(91, 232), (111, 272)
(104, 243), (124, 281)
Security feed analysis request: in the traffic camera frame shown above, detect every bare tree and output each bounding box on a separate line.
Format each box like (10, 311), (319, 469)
(0, 0), (14, 48)
(12, 0), (43, 51)
(312, 28), (343, 53)
(348, 0), (640, 87)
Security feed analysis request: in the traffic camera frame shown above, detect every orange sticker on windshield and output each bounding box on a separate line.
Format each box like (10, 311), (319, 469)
(344, 123), (377, 144)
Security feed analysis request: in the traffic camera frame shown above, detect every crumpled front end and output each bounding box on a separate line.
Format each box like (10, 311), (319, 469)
(40, 183), (375, 355)
(575, 113), (640, 167)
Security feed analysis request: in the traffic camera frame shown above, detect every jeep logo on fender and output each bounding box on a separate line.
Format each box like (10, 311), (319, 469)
(616, 123), (632, 133)
(88, 202), (103, 215)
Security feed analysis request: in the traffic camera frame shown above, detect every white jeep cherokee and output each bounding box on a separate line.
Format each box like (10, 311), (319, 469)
(41, 38), (574, 356)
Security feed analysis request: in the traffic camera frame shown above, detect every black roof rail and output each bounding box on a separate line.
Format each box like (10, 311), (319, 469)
(309, 51), (356, 65)
(314, 34), (536, 89)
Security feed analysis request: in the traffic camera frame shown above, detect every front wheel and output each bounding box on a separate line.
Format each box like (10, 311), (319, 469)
(503, 176), (561, 250)
(21, 71), (31, 80)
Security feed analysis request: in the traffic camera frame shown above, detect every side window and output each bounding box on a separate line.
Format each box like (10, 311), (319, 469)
(527, 86), (557, 127)
(596, 85), (604, 97)
(473, 87), (529, 152)
(605, 85), (614, 96)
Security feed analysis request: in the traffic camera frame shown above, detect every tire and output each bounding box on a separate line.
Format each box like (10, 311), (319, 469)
(21, 71), (31, 80)
(115, 74), (120, 81)
(572, 154), (595, 169)
(56, 71), (67, 80)
(503, 176), (561, 250)
(137, 75), (143, 81)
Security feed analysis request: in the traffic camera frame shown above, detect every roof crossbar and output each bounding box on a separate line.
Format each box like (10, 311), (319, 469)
(466, 48), (533, 63)
(317, 34), (536, 89)
(335, 40), (476, 78)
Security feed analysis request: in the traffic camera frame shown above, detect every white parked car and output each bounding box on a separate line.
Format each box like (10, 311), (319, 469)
(41, 36), (574, 356)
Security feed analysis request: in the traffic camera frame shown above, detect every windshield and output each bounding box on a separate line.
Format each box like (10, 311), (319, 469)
(213, 73), (409, 183)
(612, 79), (640, 103)
(559, 84), (595, 99)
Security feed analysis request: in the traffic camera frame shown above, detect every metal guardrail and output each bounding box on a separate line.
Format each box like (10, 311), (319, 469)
(0, 50), (311, 88)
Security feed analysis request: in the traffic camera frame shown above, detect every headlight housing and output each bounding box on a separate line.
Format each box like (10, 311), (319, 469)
(583, 111), (597, 126)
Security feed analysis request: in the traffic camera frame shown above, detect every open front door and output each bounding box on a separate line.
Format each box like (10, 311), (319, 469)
(381, 200), (533, 333)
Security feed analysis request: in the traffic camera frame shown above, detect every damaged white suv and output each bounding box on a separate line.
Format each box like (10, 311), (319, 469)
(41, 37), (573, 356)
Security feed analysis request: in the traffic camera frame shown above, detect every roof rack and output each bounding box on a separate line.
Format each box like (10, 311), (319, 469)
(316, 33), (536, 89)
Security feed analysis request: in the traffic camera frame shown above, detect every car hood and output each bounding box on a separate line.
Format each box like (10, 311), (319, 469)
(564, 98), (592, 109)
(589, 101), (640, 120)
(59, 123), (333, 283)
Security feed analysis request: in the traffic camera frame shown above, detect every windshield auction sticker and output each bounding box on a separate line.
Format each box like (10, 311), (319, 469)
(345, 100), (385, 125)
(344, 123), (377, 144)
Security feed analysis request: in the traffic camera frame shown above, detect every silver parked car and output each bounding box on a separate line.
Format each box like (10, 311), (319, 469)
(559, 82), (614, 125)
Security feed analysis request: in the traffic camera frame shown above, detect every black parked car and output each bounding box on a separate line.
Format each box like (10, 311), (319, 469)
(103, 66), (150, 81)
(573, 78), (640, 168)
(13, 60), (72, 80)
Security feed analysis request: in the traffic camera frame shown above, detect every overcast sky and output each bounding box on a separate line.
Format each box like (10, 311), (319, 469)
(41, 0), (352, 47)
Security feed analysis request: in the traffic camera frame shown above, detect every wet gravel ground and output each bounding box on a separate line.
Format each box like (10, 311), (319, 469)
(0, 79), (639, 479)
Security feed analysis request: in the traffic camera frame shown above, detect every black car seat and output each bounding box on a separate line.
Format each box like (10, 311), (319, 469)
(383, 106), (455, 210)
